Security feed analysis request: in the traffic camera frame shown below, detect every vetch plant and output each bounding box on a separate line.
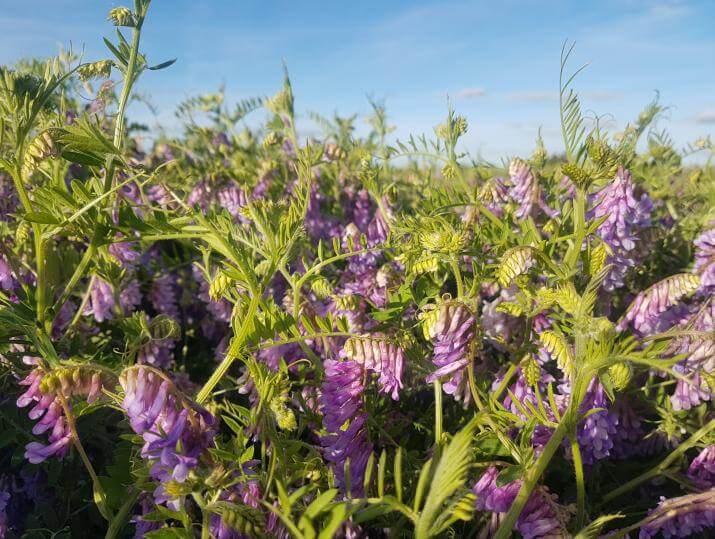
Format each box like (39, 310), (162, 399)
(0, 5), (713, 538)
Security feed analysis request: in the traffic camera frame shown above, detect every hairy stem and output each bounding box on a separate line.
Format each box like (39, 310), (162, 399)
(434, 380), (443, 445)
(196, 292), (260, 404)
(493, 374), (587, 539)
(104, 489), (139, 539)
(570, 434), (586, 528)
(601, 418), (715, 504)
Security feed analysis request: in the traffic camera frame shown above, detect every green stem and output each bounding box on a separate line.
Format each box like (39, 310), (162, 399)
(434, 381), (443, 445)
(53, 242), (97, 312)
(601, 418), (715, 504)
(570, 434), (586, 528)
(494, 374), (587, 539)
(564, 188), (586, 271)
(201, 506), (210, 539)
(196, 293), (260, 404)
(104, 489), (139, 539)
(449, 257), (464, 298)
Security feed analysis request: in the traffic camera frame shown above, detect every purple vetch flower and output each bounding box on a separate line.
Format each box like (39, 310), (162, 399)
(507, 159), (557, 220)
(119, 366), (217, 508)
(574, 380), (619, 465)
(0, 174), (19, 221)
(616, 273), (701, 333)
(84, 277), (115, 322)
(473, 466), (568, 539)
(611, 400), (645, 459)
(188, 180), (214, 211)
(492, 368), (561, 453)
(424, 301), (475, 403)
(320, 358), (373, 496)
(0, 256), (18, 291)
(217, 185), (248, 219)
(150, 273), (180, 320)
(346, 188), (373, 233)
(132, 494), (161, 538)
(694, 225), (715, 293)
(476, 176), (509, 218)
(108, 236), (141, 265)
(209, 465), (262, 539)
(0, 485), (10, 538)
(120, 279), (142, 313)
(305, 186), (341, 241)
(508, 159), (540, 219)
(147, 184), (173, 207)
(16, 365), (71, 464)
(668, 300), (714, 411)
(342, 336), (404, 400)
(638, 489), (715, 538)
(482, 287), (521, 350)
(257, 342), (304, 372)
(589, 166), (653, 291)
(138, 338), (175, 369)
(688, 446), (715, 489)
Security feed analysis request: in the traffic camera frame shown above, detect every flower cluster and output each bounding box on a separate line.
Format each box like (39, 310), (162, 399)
(119, 366), (217, 508)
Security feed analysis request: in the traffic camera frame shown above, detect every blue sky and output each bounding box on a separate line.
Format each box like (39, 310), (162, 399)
(1, 0), (713, 160)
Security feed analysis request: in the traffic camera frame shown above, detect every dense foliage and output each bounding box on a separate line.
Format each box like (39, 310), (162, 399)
(1, 3), (714, 538)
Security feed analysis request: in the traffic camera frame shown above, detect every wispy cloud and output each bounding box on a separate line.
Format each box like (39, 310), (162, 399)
(455, 87), (486, 100)
(694, 110), (715, 124)
(504, 90), (622, 104)
(505, 91), (558, 103)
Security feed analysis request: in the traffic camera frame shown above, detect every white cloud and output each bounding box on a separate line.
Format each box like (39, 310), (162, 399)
(505, 91), (558, 103)
(695, 110), (715, 124)
(455, 87), (486, 100)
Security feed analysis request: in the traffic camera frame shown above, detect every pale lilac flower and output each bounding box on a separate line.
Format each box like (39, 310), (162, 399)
(108, 237), (141, 265)
(132, 494), (161, 538)
(477, 176), (509, 218)
(611, 401), (645, 459)
(425, 302), (475, 403)
(147, 184), (173, 207)
(508, 159), (557, 220)
(342, 336), (404, 400)
(320, 359), (373, 496)
(688, 446), (715, 489)
(473, 467), (567, 539)
(617, 274), (700, 333)
(508, 159), (540, 219)
(120, 279), (142, 313)
(638, 490), (715, 538)
(188, 180), (214, 211)
(575, 380), (619, 465)
(120, 366), (217, 508)
(0, 256), (17, 291)
(217, 185), (248, 219)
(149, 273), (180, 320)
(84, 278), (115, 322)
(16, 367), (71, 464)
(669, 300), (714, 411)
(0, 488), (9, 538)
(694, 225), (715, 293)
(589, 167), (653, 290)
(209, 464), (261, 538)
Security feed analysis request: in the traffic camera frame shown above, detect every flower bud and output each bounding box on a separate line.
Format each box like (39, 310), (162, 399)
(108, 7), (135, 27)
(209, 272), (233, 301)
(77, 60), (112, 82)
